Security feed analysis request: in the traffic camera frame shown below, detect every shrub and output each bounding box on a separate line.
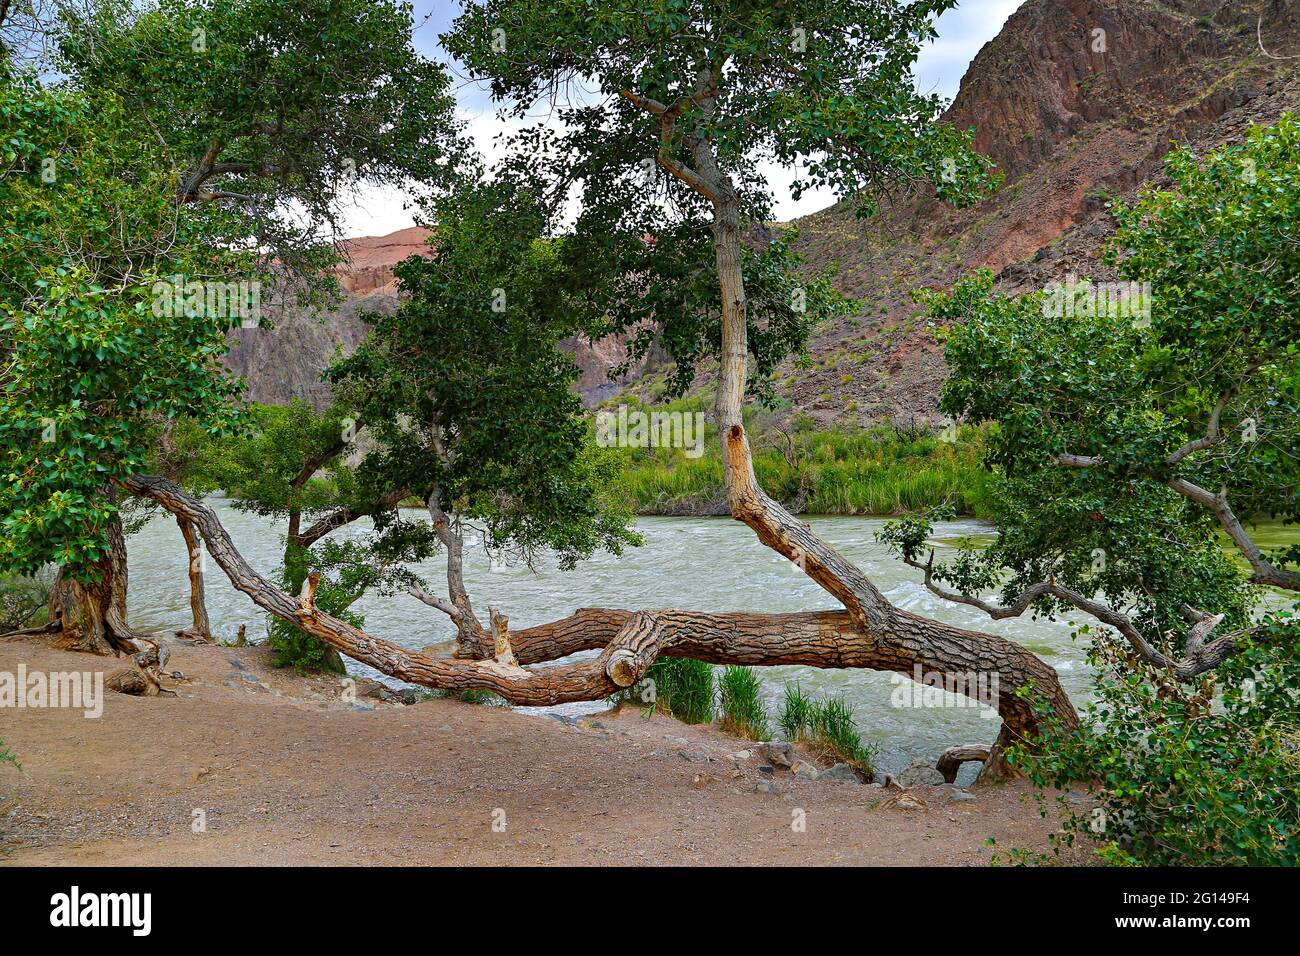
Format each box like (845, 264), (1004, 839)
(717, 666), (770, 740)
(1010, 614), (1300, 866)
(777, 684), (876, 775)
(617, 656), (716, 724)
(0, 568), (55, 632)
(0, 740), (19, 770)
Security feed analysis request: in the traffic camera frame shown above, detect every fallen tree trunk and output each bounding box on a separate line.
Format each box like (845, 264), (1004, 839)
(122, 474), (1075, 779)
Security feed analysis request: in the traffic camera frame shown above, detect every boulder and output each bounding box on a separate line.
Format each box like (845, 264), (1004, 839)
(896, 758), (946, 788)
(791, 759), (821, 780)
(819, 763), (862, 785)
(758, 741), (796, 768)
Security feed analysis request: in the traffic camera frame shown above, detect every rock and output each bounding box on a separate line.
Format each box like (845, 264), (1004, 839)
(754, 779), (781, 795)
(819, 763), (861, 785)
(106, 667), (160, 697)
(729, 750), (751, 761)
(758, 741), (796, 768)
(757, 764), (775, 778)
(896, 759), (946, 788)
(892, 792), (928, 812)
(347, 701), (376, 712)
(791, 759), (820, 780)
(692, 773), (715, 790)
(663, 734), (689, 745)
(948, 790), (977, 803)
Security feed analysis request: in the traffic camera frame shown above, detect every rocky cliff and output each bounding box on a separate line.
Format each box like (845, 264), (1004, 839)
(781, 0), (1300, 425)
(224, 0), (1300, 418)
(223, 225), (641, 408)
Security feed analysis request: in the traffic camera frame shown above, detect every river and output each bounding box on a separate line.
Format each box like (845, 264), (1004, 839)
(124, 500), (1297, 777)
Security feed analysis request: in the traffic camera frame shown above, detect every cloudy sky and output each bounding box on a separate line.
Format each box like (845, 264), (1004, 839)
(339, 0), (1027, 238)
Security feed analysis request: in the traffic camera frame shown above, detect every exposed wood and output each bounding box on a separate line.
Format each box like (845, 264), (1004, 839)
(47, 507), (139, 657)
(176, 515), (212, 643)
(122, 474), (1075, 770)
(937, 744), (992, 784)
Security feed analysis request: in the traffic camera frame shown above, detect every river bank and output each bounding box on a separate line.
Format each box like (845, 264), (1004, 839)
(125, 506), (1092, 773)
(605, 413), (995, 518)
(0, 635), (1094, 865)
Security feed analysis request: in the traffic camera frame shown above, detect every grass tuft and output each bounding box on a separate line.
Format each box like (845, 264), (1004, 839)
(717, 665), (770, 740)
(614, 656), (717, 724)
(778, 685), (876, 776)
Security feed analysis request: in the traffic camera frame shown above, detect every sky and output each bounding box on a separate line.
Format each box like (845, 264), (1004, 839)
(339, 0), (1027, 239)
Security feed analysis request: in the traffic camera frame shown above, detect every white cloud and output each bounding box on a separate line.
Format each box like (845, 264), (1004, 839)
(340, 1), (1028, 238)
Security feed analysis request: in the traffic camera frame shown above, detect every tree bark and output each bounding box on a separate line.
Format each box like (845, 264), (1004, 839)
(693, 157), (1077, 777)
(112, 118), (1080, 777)
(122, 474), (1075, 777)
(47, 510), (139, 656)
(176, 516), (213, 642)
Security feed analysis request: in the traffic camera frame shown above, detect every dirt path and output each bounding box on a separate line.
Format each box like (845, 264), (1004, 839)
(0, 636), (1092, 866)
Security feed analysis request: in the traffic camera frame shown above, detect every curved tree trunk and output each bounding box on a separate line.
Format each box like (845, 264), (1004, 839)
(691, 144), (1079, 776)
(48, 510), (138, 657)
(123, 475), (1076, 782)
(113, 125), (1078, 778)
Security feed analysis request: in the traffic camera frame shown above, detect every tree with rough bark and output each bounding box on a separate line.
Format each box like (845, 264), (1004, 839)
(119, 0), (1072, 781)
(879, 118), (1300, 849)
(0, 75), (243, 653)
(327, 179), (643, 658)
(170, 402), (424, 668)
(890, 117), (1300, 678)
(0, 0), (463, 654)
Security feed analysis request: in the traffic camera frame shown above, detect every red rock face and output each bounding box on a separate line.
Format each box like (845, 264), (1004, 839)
(334, 226), (434, 297)
(778, 0), (1300, 426)
(225, 0), (1300, 419)
(224, 224), (644, 409)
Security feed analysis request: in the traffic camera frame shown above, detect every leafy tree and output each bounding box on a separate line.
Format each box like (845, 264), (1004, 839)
(175, 401), (427, 669)
(0, 74), (244, 652)
(328, 180), (641, 655)
(892, 117), (1300, 679)
(56, 0), (465, 282)
(0, 0), (462, 653)
(123, 0), (1068, 775)
(882, 116), (1300, 859)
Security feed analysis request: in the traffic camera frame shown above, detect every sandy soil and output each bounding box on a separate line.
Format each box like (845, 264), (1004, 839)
(0, 635), (1094, 866)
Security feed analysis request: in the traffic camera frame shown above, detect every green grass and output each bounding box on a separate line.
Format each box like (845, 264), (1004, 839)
(778, 683), (815, 741)
(777, 684), (876, 776)
(0, 740), (19, 771)
(600, 398), (994, 518)
(717, 666), (770, 740)
(614, 655), (717, 724)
